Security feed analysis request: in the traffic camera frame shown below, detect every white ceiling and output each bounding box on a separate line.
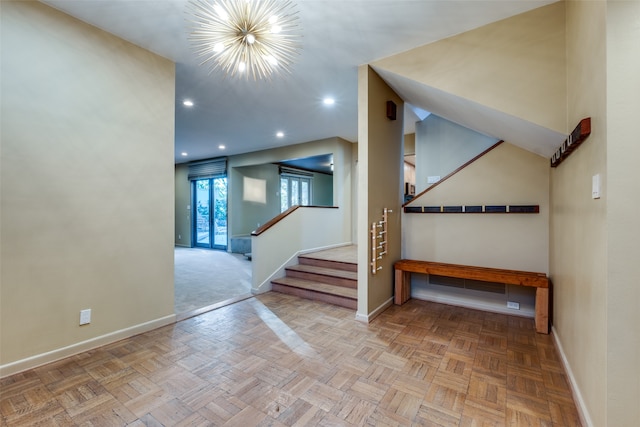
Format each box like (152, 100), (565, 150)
(42, 0), (561, 164)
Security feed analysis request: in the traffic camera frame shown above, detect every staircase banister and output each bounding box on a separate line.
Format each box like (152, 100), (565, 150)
(403, 140), (504, 208)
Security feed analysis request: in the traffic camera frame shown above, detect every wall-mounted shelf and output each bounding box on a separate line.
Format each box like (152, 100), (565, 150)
(404, 205), (539, 214)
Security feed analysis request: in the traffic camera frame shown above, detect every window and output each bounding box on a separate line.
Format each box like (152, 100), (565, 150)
(280, 170), (312, 212)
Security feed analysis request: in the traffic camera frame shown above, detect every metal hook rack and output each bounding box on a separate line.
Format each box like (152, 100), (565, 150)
(371, 208), (392, 274)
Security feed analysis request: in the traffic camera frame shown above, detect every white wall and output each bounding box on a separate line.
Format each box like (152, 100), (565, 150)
(1, 2), (175, 375)
(251, 207), (351, 293)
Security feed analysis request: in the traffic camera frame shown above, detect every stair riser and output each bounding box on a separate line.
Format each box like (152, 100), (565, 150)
(272, 283), (357, 310)
(298, 257), (357, 272)
(285, 270), (357, 289)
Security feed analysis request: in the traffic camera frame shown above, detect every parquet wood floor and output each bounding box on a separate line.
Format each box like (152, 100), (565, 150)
(0, 293), (581, 426)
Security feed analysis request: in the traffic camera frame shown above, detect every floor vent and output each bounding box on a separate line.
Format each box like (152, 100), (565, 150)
(429, 274), (506, 294)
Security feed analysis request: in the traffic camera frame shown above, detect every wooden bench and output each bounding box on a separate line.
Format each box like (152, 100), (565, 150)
(394, 259), (550, 334)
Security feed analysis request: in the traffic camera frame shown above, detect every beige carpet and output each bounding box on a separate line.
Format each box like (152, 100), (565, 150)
(174, 247), (252, 315)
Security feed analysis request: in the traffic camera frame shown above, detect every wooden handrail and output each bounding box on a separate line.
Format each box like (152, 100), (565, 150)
(403, 140), (504, 208)
(251, 205), (339, 236)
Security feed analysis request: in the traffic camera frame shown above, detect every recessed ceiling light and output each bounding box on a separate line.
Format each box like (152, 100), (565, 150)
(276, 131), (284, 138)
(323, 97), (335, 106)
(218, 144), (226, 150)
(181, 152), (188, 156)
(183, 99), (194, 107)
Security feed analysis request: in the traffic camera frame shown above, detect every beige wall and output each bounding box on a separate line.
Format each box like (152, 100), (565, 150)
(175, 164), (191, 247)
(313, 173), (333, 206)
(351, 142), (359, 245)
(404, 133), (415, 156)
(231, 163), (281, 236)
(551, 2), (607, 425)
(174, 138), (350, 247)
(605, 2), (640, 425)
(414, 115), (497, 193)
(231, 163), (333, 236)
(357, 66), (404, 317)
(372, 2), (567, 133)
(228, 137), (353, 243)
(0, 2), (175, 374)
(405, 142), (549, 273)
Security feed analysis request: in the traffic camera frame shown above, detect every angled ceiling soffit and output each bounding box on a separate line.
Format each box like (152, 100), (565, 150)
(371, 1), (567, 142)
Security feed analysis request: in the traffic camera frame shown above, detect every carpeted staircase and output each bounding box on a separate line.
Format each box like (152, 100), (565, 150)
(271, 248), (357, 309)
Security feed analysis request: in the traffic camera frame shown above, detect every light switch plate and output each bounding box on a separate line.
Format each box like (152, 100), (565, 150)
(80, 309), (91, 325)
(592, 174), (601, 199)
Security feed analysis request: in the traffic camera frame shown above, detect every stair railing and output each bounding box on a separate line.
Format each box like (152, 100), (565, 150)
(250, 205), (351, 294)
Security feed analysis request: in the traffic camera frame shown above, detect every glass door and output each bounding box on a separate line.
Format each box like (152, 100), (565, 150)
(212, 177), (227, 248)
(280, 174), (312, 212)
(193, 177), (227, 249)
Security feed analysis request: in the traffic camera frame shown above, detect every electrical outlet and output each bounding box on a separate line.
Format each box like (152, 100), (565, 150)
(427, 176), (441, 184)
(80, 309), (91, 325)
(178, 234), (181, 240)
(507, 301), (520, 310)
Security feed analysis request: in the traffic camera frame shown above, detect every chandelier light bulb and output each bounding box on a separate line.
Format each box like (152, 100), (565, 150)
(187, 0), (301, 80)
(213, 4), (228, 20)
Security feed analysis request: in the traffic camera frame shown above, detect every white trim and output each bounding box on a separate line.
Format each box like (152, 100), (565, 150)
(253, 251), (299, 294)
(253, 242), (353, 294)
(0, 314), (176, 378)
(551, 326), (593, 427)
(355, 297), (394, 323)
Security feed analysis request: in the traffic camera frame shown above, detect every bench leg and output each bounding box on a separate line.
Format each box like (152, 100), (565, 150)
(535, 287), (549, 334)
(394, 269), (411, 305)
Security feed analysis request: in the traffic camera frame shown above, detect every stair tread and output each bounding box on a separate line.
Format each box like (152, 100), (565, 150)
(299, 255), (357, 265)
(272, 277), (357, 299)
(298, 257), (357, 272)
(286, 264), (357, 280)
(300, 246), (357, 264)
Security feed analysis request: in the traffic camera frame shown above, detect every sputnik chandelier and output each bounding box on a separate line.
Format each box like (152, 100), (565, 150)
(186, 0), (301, 80)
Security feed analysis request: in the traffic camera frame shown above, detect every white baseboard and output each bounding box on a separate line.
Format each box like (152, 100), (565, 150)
(355, 297), (393, 323)
(253, 242), (353, 294)
(253, 253), (298, 294)
(551, 326), (593, 427)
(0, 314), (176, 378)
(412, 287), (534, 318)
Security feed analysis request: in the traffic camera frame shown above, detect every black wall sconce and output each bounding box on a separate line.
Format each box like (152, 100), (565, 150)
(386, 100), (397, 120)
